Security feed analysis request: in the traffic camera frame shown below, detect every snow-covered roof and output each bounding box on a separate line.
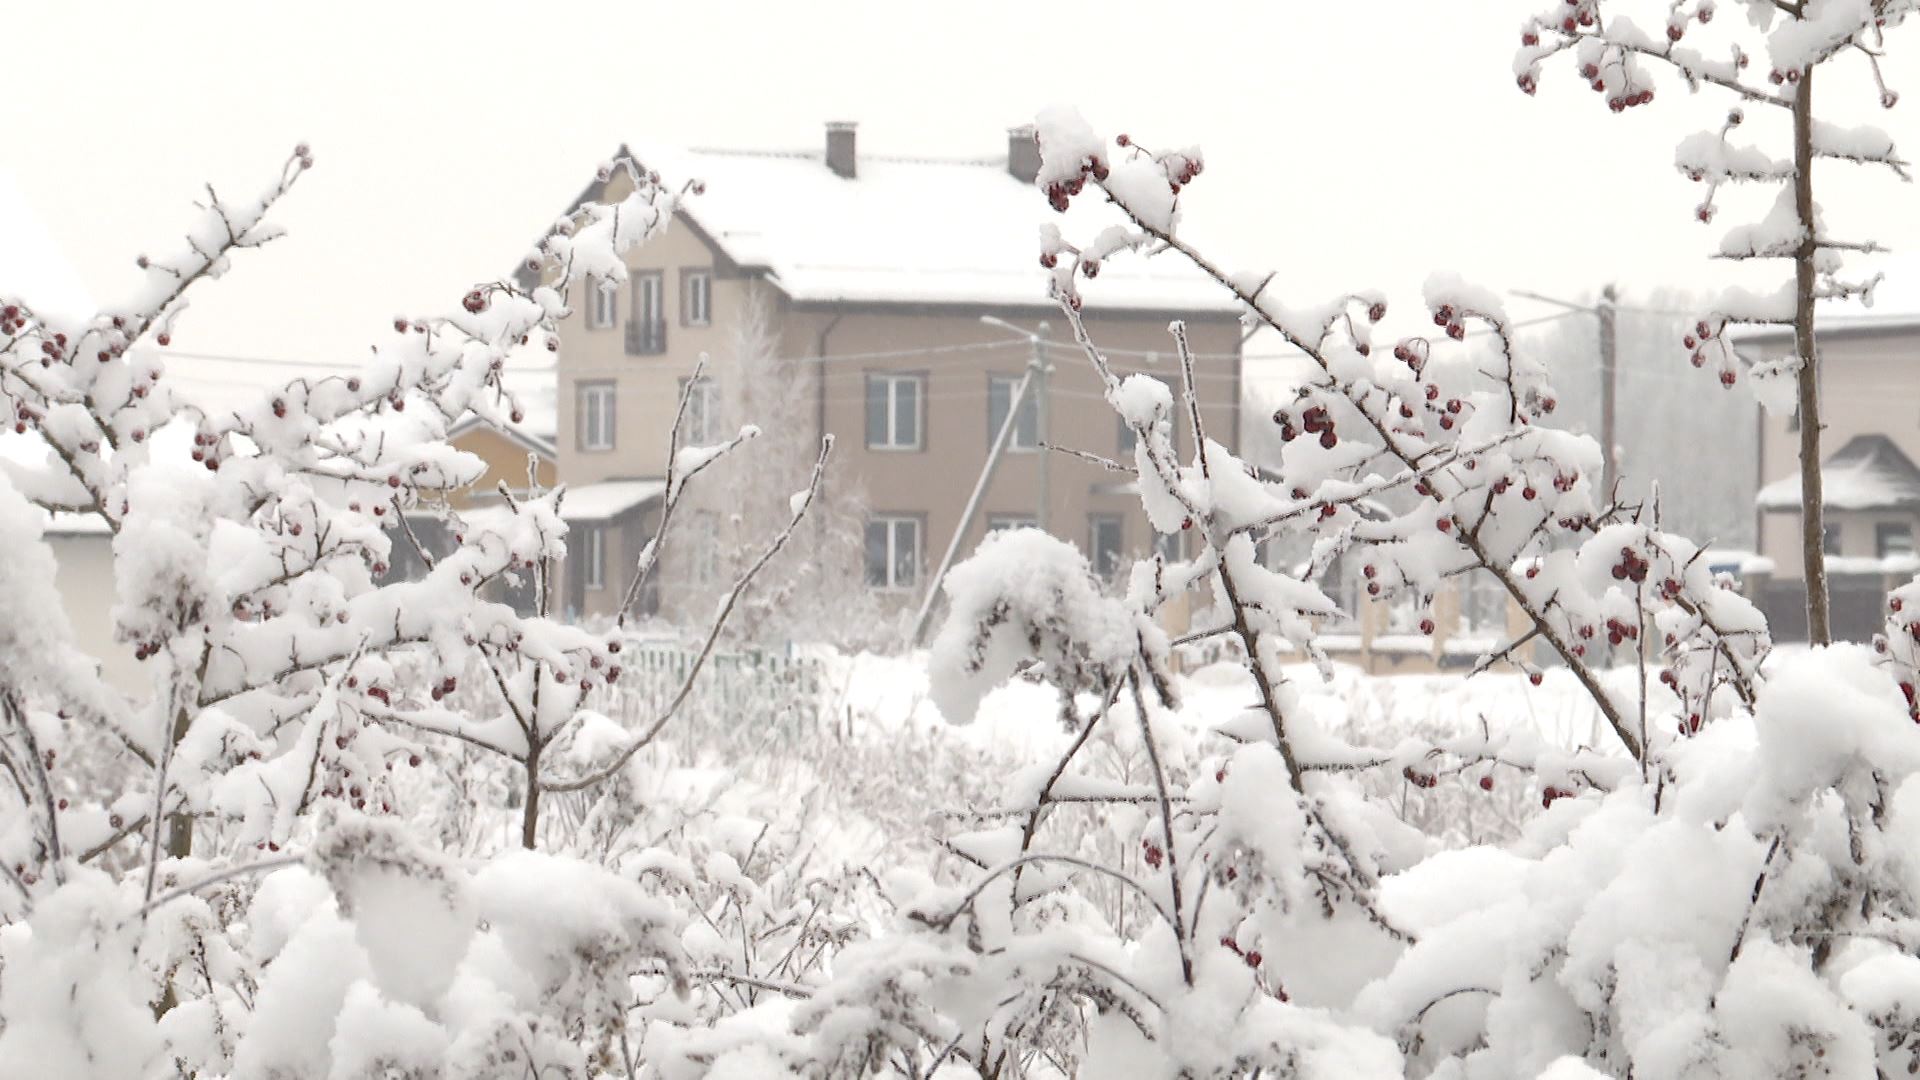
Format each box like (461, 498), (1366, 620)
(592, 141), (1242, 315)
(1757, 434), (1920, 511)
(0, 170), (95, 326)
(1734, 254), (1920, 344)
(560, 479), (665, 522)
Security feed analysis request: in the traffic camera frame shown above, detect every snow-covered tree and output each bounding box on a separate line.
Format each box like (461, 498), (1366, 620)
(1514, 0), (1914, 644)
(812, 98), (1920, 1077)
(675, 284), (881, 650)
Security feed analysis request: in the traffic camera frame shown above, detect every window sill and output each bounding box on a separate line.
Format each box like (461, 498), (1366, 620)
(865, 443), (925, 453)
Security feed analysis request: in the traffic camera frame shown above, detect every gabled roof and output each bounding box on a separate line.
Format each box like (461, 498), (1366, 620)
(1757, 434), (1920, 511)
(545, 141), (1242, 317)
(1733, 255), (1920, 345)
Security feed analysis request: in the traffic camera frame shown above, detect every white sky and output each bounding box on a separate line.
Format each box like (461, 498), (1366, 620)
(5, 0), (1917, 368)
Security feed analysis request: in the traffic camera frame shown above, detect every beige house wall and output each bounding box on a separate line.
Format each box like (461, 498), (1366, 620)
(549, 190), (1246, 623)
(450, 426), (557, 506)
(1756, 330), (1920, 577)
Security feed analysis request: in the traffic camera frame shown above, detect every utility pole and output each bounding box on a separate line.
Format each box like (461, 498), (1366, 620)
(1597, 283), (1619, 495)
(909, 318), (1046, 646)
(1513, 286), (1620, 494)
(1032, 322), (1052, 533)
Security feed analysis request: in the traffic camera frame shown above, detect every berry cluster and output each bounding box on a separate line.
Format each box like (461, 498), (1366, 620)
(1274, 404), (1338, 449)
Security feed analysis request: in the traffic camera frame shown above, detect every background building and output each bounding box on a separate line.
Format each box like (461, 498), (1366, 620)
(537, 124), (1247, 627)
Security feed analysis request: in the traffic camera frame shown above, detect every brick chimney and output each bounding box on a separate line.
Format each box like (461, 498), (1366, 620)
(825, 121), (857, 179)
(1007, 124), (1041, 186)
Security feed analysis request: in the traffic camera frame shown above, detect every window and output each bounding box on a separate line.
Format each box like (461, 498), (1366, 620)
(1824, 525), (1842, 556)
(682, 269), (711, 326)
(987, 374), (1038, 452)
(578, 525), (605, 590)
(1878, 522), (1915, 559)
(1090, 515), (1124, 579)
(1154, 527), (1184, 564)
(866, 372), (923, 450)
(588, 279), (617, 329)
(987, 514), (1036, 534)
(626, 271), (665, 355)
(680, 377), (719, 444)
(686, 521), (720, 584)
(577, 381), (616, 451)
(865, 515), (921, 590)
(1457, 570), (1508, 634)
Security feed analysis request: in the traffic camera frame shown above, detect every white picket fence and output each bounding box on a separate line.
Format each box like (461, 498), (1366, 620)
(602, 635), (830, 735)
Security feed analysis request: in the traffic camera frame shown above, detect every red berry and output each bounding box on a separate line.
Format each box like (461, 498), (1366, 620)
(1479, 776), (1494, 791)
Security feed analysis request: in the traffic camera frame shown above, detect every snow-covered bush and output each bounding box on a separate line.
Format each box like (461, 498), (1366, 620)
(0, 149), (841, 1076)
(1514, 0), (1913, 644)
(821, 83), (1917, 1076)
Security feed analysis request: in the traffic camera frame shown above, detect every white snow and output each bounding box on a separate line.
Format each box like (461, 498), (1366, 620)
(612, 139), (1237, 314)
(557, 478), (666, 522)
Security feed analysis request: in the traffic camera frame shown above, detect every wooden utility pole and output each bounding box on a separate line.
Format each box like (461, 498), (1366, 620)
(1598, 283), (1619, 495)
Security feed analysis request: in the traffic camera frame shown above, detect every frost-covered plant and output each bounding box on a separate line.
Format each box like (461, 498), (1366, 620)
(0, 148), (836, 1076)
(1515, 0), (1914, 645)
(800, 100), (1920, 1078)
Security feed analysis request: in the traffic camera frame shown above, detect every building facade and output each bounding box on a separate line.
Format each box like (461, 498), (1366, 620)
(540, 125), (1247, 627)
(1741, 315), (1920, 641)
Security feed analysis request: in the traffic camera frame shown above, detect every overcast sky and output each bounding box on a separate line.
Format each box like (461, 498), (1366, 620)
(6, 0), (1917, 368)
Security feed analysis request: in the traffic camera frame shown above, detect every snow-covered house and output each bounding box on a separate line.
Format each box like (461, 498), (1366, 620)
(1740, 286), (1920, 642)
(535, 124), (1246, 624)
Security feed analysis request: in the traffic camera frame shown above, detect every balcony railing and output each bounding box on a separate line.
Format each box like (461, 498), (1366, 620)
(625, 319), (666, 356)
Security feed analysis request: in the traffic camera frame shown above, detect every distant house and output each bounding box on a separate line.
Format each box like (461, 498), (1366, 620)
(1739, 309), (1920, 641)
(531, 122), (1246, 625)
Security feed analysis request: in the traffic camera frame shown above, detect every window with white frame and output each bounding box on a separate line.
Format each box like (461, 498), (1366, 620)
(679, 377), (719, 444)
(1879, 521), (1915, 560)
(579, 524), (605, 590)
(987, 374), (1039, 451)
(865, 372), (923, 450)
(1154, 526), (1184, 564)
(683, 269), (711, 326)
(1090, 515), (1124, 579)
(627, 271), (665, 354)
(588, 279), (617, 329)
(987, 514), (1035, 534)
(865, 515), (921, 590)
(577, 381), (616, 451)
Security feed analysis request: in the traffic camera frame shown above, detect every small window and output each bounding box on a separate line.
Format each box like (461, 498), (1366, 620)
(1824, 525), (1842, 556)
(1154, 527), (1184, 563)
(987, 514), (1035, 534)
(579, 525), (605, 590)
(865, 515), (921, 590)
(578, 381), (616, 451)
(1878, 522), (1914, 559)
(1090, 515), (1124, 579)
(588, 279), (617, 330)
(988, 374), (1038, 452)
(1458, 570), (1508, 634)
(679, 377), (719, 444)
(686, 519), (720, 584)
(626, 272), (665, 355)
(682, 269), (711, 327)
(866, 372), (924, 450)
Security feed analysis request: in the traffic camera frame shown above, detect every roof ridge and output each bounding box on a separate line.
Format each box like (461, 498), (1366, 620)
(682, 145), (1005, 169)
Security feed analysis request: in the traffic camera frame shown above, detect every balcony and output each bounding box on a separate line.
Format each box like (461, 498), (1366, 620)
(624, 319), (666, 356)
